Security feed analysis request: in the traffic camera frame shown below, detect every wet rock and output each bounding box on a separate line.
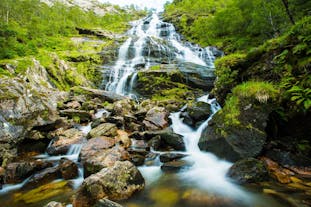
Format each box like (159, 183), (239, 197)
(94, 199), (124, 207)
(145, 128), (185, 151)
(44, 201), (64, 207)
(131, 139), (148, 150)
(73, 161), (145, 207)
(143, 107), (169, 130)
(59, 158), (78, 180)
(147, 135), (162, 150)
(161, 160), (193, 172)
(261, 157), (294, 184)
(227, 158), (269, 184)
(89, 123), (118, 138)
(181, 102), (211, 127)
(159, 153), (187, 163)
(59, 109), (92, 122)
(80, 137), (116, 161)
(47, 128), (85, 155)
(5, 160), (53, 184)
(24, 166), (61, 189)
(82, 146), (130, 177)
(181, 189), (239, 207)
(15, 180), (70, 204)
(130, 154), (145, 166)
(265, 149), (311, 168)
(199, 113), (267, 162)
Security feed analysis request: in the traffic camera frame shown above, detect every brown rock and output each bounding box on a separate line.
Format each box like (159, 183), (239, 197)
(143, 107), (169, 130)
(82, 146), (130, 177)
(47, 128), (85, 155)
(59, 158), (78, 180)
(73, 161), (144, 207)
(261, 157), (294, 184)
(89, 123), (118, 138)
(80, 137), (116, 161)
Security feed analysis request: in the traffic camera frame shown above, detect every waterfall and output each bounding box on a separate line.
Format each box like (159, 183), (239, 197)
(104, 13), (216, 96)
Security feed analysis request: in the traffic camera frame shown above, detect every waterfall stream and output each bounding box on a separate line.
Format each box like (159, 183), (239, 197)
(104, 13), (216, 97)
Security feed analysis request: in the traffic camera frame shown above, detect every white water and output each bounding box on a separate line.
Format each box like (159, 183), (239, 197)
(170, 96), (249, 200)
(104, 13), (216, 96)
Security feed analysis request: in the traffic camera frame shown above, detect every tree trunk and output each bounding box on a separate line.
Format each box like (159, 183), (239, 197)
(281, 0), (295, 25)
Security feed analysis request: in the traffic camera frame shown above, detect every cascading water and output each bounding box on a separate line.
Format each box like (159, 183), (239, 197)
(170, 96), (249, 199)
(104, 12), (218, 96)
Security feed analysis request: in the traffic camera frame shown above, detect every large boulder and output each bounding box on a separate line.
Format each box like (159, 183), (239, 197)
(199, 82), (279, 162)
(80, 137), (116, 161)
(181, 101), (211, 127)
(144, 128), (185, 151)
(227, 158), (269, 184)
(81, 146), (130, 177)
(47, 128), (85, 155)
(73, 161), (145, 207)
(143, 107), (169, 130)
(0, 75), (65, 166)
(5, 160), (52, 184)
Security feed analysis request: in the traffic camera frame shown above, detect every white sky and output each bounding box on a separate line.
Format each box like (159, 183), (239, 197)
(99, 0), (172, 11)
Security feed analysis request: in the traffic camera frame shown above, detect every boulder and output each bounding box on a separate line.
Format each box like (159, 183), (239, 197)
(159, 153), (187, 163)
(227, 158), (269, 184)
(82, 146), (130, 177)
(143, 107), (169, 130)
(80, 137), (116, 161)
(89, 123), (118, 138)
(73, 161), (144, 207)
(198, 103), (270, 162)
(161, 160), (193, 172)
(0, 68), (65, 165)
(144, 128), (185, 151)
(147, 135), (162, 150)
(130, 154), (145, 166)
(24, 166), (61, 189)
(59, 158), (78, 180)
(47, 128), (85, 155)
(5, 160), (53, 184)
(181, 102), (211, 127)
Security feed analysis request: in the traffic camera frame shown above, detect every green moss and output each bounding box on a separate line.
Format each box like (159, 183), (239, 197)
(213, 53), (246, 103)
(14, 181), (70, 204)
(232, 81), (279, 103)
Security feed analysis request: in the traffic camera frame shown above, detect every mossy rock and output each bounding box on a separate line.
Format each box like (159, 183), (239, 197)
(199, 81), (279, 162)
(14, 180), (70, 204)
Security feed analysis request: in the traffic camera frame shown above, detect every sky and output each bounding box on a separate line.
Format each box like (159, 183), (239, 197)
(99, 0), (173, 11)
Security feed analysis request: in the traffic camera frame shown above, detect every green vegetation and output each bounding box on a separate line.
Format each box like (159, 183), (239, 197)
(0, 0), (144, 59)
(165, 0), (311, 52)
(0, 0), (145, 90)
(232, 81), (279, 103)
